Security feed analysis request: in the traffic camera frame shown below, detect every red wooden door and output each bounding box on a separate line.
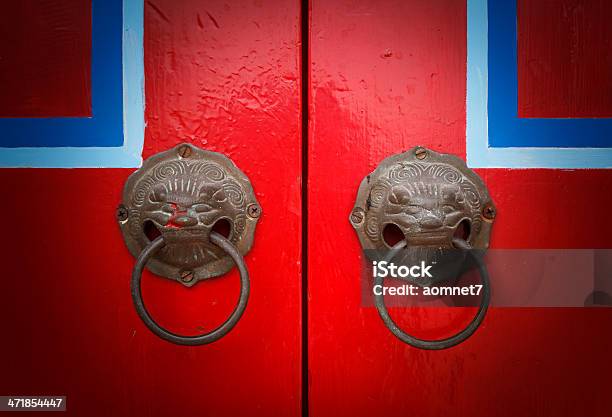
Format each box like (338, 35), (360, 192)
(308, 1), (612, 416)
(0, 1), (302, 416)
(3, 1), (612, 416)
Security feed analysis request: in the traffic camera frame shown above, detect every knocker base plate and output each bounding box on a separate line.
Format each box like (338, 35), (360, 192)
(350, 146), (495, 256)
(117, 143), (261, 286)
(350, 146), (496, 349)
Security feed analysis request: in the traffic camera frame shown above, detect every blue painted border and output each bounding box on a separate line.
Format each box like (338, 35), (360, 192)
(489, 0), (612, 148)
(467, 0), (612, 168)
(0, 0), (144, 168)
(0, 0), (124, 148)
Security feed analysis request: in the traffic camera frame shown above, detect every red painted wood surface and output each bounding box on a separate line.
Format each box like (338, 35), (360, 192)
(308, 1), (612, 416)
(0, 1), (302, 416)
(518, 0), (612, 118)
(0, 0), (92, 117)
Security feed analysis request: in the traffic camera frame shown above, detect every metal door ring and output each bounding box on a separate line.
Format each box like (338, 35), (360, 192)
(131, 232), (250, 346)
(374, 238), (490, 350)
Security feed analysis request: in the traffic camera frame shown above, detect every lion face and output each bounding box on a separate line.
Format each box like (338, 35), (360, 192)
(131, 160), (246, 271)
(382, 180), (472, 247)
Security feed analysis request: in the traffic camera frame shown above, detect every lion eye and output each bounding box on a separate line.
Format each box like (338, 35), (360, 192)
(160, 204), (175, 214)
(405, 205), (422, 214)
(192, 203), (213, 213)
(442, 205), (456, 213)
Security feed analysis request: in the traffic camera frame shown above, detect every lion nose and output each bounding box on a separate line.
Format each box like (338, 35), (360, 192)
(420, 214), (443, 229)
(173, 215), (198, 227)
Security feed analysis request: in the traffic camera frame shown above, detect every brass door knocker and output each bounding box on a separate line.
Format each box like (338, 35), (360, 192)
(117, 143), (261, 345)
(350, 146), (496, 350)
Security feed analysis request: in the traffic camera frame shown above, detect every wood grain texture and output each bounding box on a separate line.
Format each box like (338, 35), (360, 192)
(0, 1), (302, 416)
(0, 0), (92, 117)
(518, 0), (612, 118)
(308, 1), (612, 416)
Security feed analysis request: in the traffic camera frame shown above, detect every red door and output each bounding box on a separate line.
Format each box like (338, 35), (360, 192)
(308, 1), (612, 416)
(1, 1), (302, 416)
(2, 1), (612, 416)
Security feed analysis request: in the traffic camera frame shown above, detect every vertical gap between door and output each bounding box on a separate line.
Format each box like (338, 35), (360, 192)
(300, 0), (309, 416)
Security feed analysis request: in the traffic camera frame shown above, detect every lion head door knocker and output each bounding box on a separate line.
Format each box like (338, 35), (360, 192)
(350, 146), (495, 350)
(117, 143), (261, 345)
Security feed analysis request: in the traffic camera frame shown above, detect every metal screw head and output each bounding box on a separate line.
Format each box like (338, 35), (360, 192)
(116, 204), (129, 221)
(482, 204), (496, 220)
(350, 208), (365, 224)
(180, 270), (195, 283)
(247, 203), (261, 218)
(178, 145), (192, 158)
(415, 147), (428, 160)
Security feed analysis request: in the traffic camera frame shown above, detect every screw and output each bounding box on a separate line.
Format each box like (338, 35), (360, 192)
(116, 204), (129, 221)
(482, 204), (496, 220)
(351, 208), (364, 224)
(180, 270), (195, 283)
(415, 147), (427, 160)
(247, 203), (261, 218)
(178, 145), (192, 158)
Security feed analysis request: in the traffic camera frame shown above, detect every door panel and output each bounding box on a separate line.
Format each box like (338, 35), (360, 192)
(308, 1), (612, 416)
(3, 1), (612, 416)
(0, 1), (302, 416)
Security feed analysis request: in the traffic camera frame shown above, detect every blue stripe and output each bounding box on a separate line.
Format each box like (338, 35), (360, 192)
(0, 0), (144, 167)
(0, 0), (124, 148)
(488, 0), (612, 148)
(466, 0), (612, 168)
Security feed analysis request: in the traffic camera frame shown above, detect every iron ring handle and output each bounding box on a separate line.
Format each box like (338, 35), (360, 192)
(374, 238), (490, 350)
(131, 232), (250, 346)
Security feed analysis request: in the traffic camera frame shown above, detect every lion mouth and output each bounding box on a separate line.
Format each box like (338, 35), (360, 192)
(405, 232), (450, 246)
(158, 225), (210, 244)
